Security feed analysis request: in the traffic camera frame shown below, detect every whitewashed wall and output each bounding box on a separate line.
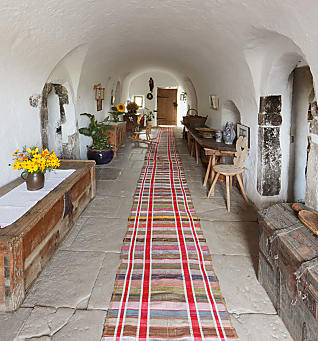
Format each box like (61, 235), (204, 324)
(1, 0), (318, 208)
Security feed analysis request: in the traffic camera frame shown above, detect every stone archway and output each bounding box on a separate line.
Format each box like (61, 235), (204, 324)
(40, 83), (80, 159)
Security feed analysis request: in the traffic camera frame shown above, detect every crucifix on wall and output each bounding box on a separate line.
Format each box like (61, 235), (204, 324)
(94, 83), (105, 111)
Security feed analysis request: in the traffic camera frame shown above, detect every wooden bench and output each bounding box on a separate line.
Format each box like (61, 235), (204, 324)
(0, 160), (95, 311)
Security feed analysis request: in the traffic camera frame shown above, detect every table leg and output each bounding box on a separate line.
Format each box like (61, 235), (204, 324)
(208, 172), (220, 198)
(187, 133), (191, 153)
(236, 174), (249, 204)
(226, 176), (231, 212)
(230, 175), (233, 192)
(210, 154), (216, 181)
(195, 141), (199, 164)
(203, 156), (212, 186)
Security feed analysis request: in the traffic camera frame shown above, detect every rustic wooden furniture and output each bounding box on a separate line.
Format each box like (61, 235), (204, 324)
(258, 203), (318, 341)
(123, 114), (138, 133)
(0, 160), (95, 311)
(292, 203), (318, 236)
(106, 122), (126, 156)
(183, 123), (236, 186)
(207, 136), (249, 212)
(129, 124), (155, 143)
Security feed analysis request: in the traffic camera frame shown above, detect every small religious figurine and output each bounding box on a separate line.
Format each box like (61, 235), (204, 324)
(149, 77), (154, 93)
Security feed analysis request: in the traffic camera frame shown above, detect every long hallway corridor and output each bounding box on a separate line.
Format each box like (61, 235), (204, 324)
(0, 129), (292, 341)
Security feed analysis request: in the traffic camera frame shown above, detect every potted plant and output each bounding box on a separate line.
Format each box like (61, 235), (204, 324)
(144, 108), (154, 127)
(11, 147), (60, 190)
(109, 103), (125, 122)
(79, 113), (114, 164)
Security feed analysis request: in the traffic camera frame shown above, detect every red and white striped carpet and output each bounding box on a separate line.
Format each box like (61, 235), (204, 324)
(102, 128), (239, 340)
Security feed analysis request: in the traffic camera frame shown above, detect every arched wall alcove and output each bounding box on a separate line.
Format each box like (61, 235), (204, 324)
(245, 28), (317, 207)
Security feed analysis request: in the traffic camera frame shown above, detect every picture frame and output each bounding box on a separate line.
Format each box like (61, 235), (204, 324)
(236, 123), (250, 148)
(209, 95), (219, 110)
(97, 99), (103, 111)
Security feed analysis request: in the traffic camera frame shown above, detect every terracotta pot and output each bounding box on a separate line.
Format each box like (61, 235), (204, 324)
(22, 172), (45, 191)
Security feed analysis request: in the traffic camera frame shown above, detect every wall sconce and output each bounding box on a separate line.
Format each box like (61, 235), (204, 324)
(93, 83), (105, 111)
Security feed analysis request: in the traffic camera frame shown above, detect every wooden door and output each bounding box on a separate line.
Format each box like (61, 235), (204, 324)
(157, 88), (177, 125)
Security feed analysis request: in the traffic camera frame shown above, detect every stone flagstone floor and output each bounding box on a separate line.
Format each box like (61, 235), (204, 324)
(0, 128), (293, 341)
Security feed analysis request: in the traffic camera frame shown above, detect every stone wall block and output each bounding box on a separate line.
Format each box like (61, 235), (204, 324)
(258, 113), (282, 126)
(260, 95), (282, 114)
(258, 127), (282, 196)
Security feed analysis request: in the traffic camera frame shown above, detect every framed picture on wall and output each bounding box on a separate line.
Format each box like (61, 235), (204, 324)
(97, 99), (103, 111)
(236, 123), (250, 148)
(209, 95), (219, 110)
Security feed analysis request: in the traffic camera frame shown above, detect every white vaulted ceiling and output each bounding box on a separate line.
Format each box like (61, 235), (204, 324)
(1, 0), (318, 204)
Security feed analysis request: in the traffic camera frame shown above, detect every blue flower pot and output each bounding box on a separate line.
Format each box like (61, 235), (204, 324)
(87, 149), (114, 165)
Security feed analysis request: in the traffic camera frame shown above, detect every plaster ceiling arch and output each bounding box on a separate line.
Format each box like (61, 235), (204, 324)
(46, 44), (89, 101)
(120, 66), (198, 108)
(244, 28), (314, 100)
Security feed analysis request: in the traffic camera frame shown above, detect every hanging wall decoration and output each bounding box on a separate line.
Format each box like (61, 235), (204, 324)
(209, 95), (219, 110)
(94, 83), (105, 111)
(149, 77), (154, 93)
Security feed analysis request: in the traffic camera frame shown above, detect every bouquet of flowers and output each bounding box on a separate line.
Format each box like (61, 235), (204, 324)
(11, 147), (60, 174)
(126, 102), (139, 114)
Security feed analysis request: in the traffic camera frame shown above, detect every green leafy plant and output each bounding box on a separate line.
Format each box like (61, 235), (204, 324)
(79, 113), (113, 150)
(144, 107), (154, 121)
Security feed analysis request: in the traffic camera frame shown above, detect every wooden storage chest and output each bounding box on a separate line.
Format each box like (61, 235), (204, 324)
(258, 203), (318, 341)
(0, 160), (95, 311)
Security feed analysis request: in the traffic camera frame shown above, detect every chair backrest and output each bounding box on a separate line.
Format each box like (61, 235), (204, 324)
(233, 136), (249, 167)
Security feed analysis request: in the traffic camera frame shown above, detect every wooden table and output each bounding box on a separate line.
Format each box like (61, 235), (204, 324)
(106, 122), (127, 157)
(183, 124), (236, 185)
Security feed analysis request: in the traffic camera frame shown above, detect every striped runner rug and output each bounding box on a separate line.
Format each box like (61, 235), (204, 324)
(102, 128), (239, 340)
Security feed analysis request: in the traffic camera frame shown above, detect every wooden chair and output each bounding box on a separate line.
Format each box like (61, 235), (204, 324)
(207, 136), (249, 212)
(129, 123), (155, 143)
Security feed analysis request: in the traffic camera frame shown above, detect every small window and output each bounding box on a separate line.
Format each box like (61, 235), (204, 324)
(134, 95), (144, 108)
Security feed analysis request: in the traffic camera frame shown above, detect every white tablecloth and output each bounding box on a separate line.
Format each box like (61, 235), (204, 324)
(0, 169), (75, 229)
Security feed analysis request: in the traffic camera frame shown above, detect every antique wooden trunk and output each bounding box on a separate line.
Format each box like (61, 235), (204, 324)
(258, 203), (318, 341)
(0, 160), (95, 311)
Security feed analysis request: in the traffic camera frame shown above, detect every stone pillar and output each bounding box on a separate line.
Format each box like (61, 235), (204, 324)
(305, 117), (318, 210)
(257, 95), (282, 196)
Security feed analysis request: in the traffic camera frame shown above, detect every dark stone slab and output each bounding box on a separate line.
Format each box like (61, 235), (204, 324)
(95, 167), (122, 180)
(258, 113), (282, 126)
(258, 127), (282, 196)
(260, 95), (281, 114)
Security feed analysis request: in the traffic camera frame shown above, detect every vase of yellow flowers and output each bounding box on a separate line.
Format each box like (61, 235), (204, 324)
(11, 147), (60, 190)
(109, 103), (125, 122)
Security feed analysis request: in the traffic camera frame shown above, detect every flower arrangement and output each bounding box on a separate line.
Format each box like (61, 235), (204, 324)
(109, 103), (125, 122)
(11, 147), (60, 174)
(126, 101), (139, 114)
